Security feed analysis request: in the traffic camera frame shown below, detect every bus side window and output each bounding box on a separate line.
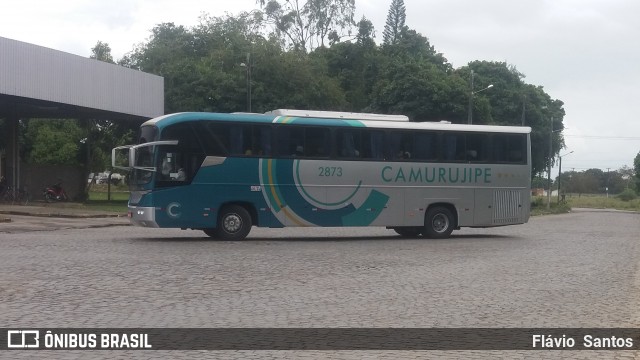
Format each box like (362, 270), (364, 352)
(443, 134), (459, 161)
(258, 126), (272, 156)
(385, 131), (413, 160)
(492, 134), (507, 162)
(368, 131), (384, 160)
(506, 134), (525, 163)
(230, 126), (244, 155)
(337, 129), (362, 158)
(275, 126), (306, 157)
(493, 134), (524, 164)
(413, 132), (438, 161)
(305, 127), (330, 157)
(466, 134), (489, 162)
(197, 122), (230, 156)
(399, 132), (413, 160)
(292, 128), (305, 156)
(387, 132), (402, 160)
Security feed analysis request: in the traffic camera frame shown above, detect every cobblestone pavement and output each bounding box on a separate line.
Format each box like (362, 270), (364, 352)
(1, 210), (639, 359)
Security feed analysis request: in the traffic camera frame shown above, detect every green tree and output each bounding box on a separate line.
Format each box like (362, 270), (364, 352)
(259, 50), (347, 110)
(618, 165), (634, 189)
(564, 171), (598, 196)
(122, 14), (346, 114)
(121, 22), (232, 112)
(81, 120), (136, 173)
(23, 119), (84, 165)
(455, 61), (565, 177)
(316, 21), (378, 111)
(355, 16), (375, 47)
(531, 175), (548, 190)
(87, 41), (139, 180)
(384, 29), (450, 71)
(258, 0), (355, 51)
(90, 41), (115, 63)
(382, 0), (406, 45)
(368, 58), (466, 121)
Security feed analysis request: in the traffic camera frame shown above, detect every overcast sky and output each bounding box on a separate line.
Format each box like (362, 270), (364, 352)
(2, 0), (640, 173)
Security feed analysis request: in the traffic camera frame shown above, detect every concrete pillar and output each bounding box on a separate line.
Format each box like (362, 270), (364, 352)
(5, 117), (20, 191)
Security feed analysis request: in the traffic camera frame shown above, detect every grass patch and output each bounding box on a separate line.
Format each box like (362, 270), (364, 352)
(531, 194), (640, 215)
(530, 197), (572, 216)
(85, 185), (130, 213)
(88, 191), (130, 201)
(83, 201), (129, 214)
(566, 194), (640, 211)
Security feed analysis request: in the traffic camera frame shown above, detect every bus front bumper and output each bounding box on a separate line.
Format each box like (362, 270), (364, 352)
(128, 206), (159, 228)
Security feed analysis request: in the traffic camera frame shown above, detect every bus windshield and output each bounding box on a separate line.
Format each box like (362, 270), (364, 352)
(130, 125), (158, 187)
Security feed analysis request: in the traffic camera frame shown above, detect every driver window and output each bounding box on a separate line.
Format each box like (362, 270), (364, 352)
(159, 151), (187, 181)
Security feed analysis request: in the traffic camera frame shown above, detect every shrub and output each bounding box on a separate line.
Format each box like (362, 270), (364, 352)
(617, 188), (638, 202)
(531, 196), (544, 208)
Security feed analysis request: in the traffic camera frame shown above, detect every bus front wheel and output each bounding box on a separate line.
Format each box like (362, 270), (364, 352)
(423, 206), (455, 239)
(215, 205), (252, 240)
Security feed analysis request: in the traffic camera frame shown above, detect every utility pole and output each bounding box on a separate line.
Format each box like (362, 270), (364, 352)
(606, 168), (610, 198)
(467, 70), (474, 124)
(547, 116), (553, 210)
(521, 95), (526, 126)
(557, 151), (573, 204)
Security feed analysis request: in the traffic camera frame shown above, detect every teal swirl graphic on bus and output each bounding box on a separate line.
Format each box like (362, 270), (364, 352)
(259, 158), (389, 227)
(295, 160), (363, 208)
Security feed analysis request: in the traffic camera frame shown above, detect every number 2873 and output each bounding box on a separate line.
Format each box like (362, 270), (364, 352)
(318, 167), (343, 177)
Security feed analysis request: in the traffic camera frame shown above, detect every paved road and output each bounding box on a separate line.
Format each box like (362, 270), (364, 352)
(1, 210), (639, 359)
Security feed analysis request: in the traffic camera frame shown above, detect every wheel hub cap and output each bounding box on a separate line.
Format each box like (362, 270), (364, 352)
(433, 214), (449, 233)
(224, 214), (242, 233)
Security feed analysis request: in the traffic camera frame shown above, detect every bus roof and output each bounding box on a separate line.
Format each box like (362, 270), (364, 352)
(266, 109), (410, 122)
(142, 112), (532, 134)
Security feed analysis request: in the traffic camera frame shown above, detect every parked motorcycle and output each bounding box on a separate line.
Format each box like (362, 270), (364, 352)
(43, 182), (68, 202)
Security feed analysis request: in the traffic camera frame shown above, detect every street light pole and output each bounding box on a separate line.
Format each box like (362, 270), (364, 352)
(547, 116), (554, 210)
(240, 53), (252, 112)
(467, 69), (493, 125)
(467, 70), (474, 124)
(606, 168), (610, 198)
(557, 150), (574, 204)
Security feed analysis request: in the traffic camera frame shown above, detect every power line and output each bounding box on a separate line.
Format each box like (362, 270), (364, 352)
(564, 134), (640, 140)
(564, 159), (632, 163)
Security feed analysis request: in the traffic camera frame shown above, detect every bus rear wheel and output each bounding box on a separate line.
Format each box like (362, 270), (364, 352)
(215, 205), (252, 240)
(393, 227), (422, 238)
(423, 206), (455, 239)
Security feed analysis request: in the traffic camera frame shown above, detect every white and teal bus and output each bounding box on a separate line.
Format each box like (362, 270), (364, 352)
(113, 109), (531, 240)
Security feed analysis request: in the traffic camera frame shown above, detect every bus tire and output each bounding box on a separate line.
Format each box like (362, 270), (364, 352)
(423, 206), (455, 239)
(393, 227), (422, 238)
(216, 205), (252, 240)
